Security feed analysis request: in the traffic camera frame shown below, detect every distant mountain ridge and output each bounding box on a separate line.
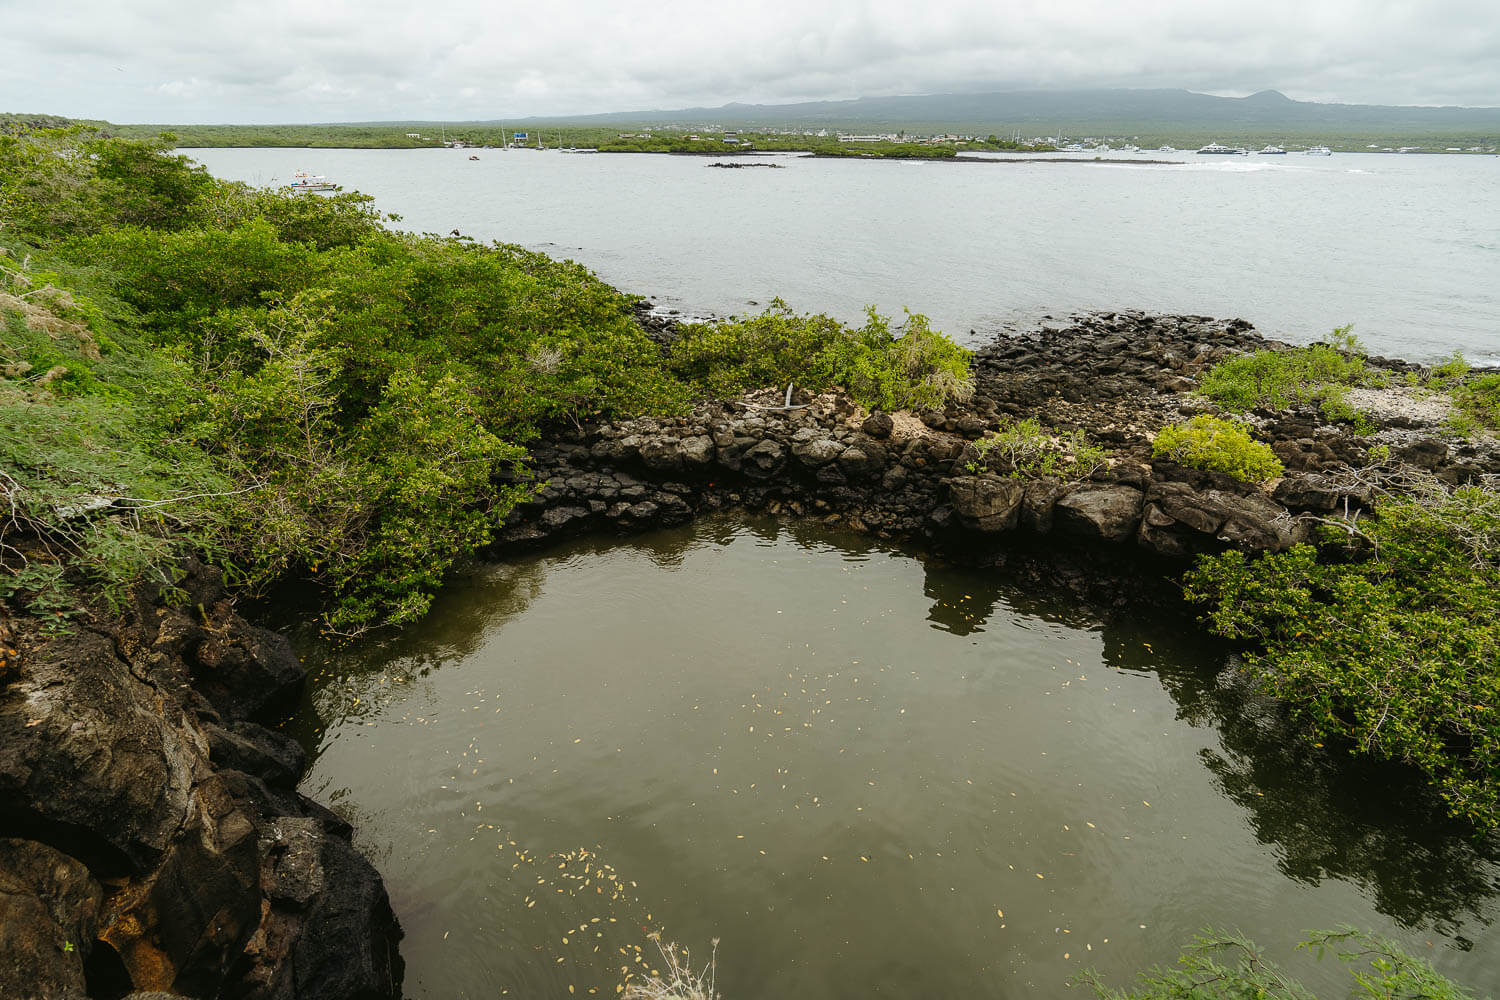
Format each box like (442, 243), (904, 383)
(493, 88), (1500, 135)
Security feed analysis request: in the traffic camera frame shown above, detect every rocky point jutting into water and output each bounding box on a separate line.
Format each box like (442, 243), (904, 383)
(499, 310), (1497, 572)
(2, 310), (1495, 998)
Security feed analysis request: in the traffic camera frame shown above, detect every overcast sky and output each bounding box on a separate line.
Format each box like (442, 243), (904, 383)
(4, 0), (1496, 123)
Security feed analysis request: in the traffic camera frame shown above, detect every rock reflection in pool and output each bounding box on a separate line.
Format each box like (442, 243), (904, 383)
(283, 516), (1500, 999)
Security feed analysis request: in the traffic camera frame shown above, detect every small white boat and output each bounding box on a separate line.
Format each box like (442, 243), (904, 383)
(1305, 145), (1333, 156)
(1258, 145), (1287, 154)
(286, 171), (338, 192)
(1157, 145), (1177, 153)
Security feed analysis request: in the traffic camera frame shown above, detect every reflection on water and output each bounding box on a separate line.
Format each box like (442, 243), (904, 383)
(283, 516), (1499, 999)
(1180, 675), (1500, 940)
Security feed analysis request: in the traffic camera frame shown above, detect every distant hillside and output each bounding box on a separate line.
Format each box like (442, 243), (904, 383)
(502, 89), (1500, 143)
(15, 87), (1500, 150)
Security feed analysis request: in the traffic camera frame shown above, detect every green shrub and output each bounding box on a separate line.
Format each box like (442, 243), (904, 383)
(0, 129), (975, 633)
(1185, 481), (1500, 827)
(1, 245), (231, 618)
(1079, 927), (1488, 999)
(967, 418), (1110, 479)
(1197, 326), (1382, 424)
(667, 300), (973, 411)
(0, 128), (210, 239)
(1151, 415), (1283, 483)
(1453, 372), (1500, 431)
(1427, 351), (1471, 391)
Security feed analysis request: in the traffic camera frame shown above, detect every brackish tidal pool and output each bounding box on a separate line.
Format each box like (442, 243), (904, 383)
(285, 516), (1500, 999)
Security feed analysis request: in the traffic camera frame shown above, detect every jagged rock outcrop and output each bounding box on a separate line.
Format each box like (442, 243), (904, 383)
(0, 563), (403, 1000)
(0, 838), (102, 999)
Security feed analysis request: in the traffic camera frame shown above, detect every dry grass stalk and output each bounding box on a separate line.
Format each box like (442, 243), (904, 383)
(622, 934), (721, 1000)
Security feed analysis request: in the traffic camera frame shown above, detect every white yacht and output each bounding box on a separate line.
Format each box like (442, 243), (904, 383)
(286, 171), (338, 192)
(1258, 145), (1287, 154)
(1196, 142), (1247, 155)
(1305, 145), (1333, 156)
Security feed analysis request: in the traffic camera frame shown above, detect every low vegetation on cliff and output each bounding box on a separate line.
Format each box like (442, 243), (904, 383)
(0, 126), (974, 632)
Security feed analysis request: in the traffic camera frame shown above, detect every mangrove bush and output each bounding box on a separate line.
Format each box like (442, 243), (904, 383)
(0, 126), (974, 632)
(1185, 479), (1500, 827)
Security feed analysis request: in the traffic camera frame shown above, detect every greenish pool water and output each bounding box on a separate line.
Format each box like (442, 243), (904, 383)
(285, 516), (1500, 999)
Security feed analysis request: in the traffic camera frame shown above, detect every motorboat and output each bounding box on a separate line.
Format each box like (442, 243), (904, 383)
(1258, 145), (1287, 154)
(286, 171), (338, 192)
(1196, 142), (1247, 155)
(1305, 145), (1333, 156)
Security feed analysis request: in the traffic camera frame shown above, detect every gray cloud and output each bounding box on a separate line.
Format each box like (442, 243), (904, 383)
(3, 0), (1497, 122)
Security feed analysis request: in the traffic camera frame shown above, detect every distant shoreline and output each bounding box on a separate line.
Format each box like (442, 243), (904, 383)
(176, 145), (1187, 165)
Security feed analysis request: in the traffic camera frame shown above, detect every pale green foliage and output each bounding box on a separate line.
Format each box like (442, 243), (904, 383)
(1152, 415), (1284, 483)
(1452, 373), (1500, 432)
(0, 243), (230, 618)
(1197, 326), (1385, 425)
(1427, 352), (1472, 391)
(169, 294), (531, 631)
(967, 417), (1110, 479)
(668, 300), (973, 411)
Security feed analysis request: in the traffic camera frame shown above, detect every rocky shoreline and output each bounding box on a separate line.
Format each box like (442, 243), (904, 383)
(4, 310), (1495, 998)
(497, 311), (1497, 569)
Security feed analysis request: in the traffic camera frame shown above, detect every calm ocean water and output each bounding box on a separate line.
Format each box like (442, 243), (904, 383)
(190, 147), (1500, 364)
